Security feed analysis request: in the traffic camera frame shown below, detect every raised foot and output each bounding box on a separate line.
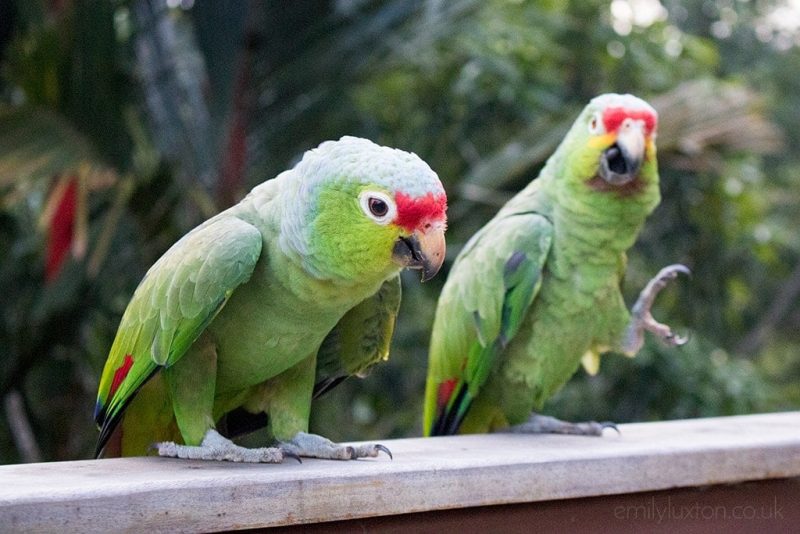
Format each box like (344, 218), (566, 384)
(280, 432), (392, 460)
(504, 413), (619, 437)
(623, 263), (690, 355)
(152, 429), (299, 463)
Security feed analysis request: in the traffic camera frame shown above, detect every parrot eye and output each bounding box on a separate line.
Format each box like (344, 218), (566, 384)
(359, 191), (396, 224)
(588, 112), (603, 134)
(369, 198), (388, 217)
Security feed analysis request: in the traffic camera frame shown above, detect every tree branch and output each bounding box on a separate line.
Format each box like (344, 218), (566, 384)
(3, 390), (42, 463)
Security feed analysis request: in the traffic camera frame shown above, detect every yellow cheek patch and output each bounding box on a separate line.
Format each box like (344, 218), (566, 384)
(587, 132), (616, 149)
(645, 139), (656, 159)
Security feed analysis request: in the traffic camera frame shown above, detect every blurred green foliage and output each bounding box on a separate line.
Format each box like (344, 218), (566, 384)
(1, 0), (799, 463)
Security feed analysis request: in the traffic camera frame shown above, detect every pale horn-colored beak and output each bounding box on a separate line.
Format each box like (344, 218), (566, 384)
(599, 118), (646, 185)
(392, 222), (446, 282)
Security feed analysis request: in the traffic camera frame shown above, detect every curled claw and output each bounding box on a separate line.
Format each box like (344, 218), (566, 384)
(350, 444), (393, 459)
(600, 422), (621, 436)
(662, 263), (691, 279)
(281, 449), (303, 464)
(280, 432), (391, 461)
(665, 330), (690, 347)
(624, 263), (691, 355)
(635, 264), (691, 311)
(374, 444), (393, 460)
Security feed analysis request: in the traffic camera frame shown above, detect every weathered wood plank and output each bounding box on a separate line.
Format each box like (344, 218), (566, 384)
(269, 478), (800, 533)
(1, 412), (799, 533)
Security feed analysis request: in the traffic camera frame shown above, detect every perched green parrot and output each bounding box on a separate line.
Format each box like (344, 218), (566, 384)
(423, 94), (688, 437)
(95, 136), (447, 462)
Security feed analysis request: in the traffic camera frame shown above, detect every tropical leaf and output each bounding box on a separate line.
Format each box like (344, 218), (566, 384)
(653, 79), (784, 169)
(0, 106), (92, 183)
(0, 106), (115, 207)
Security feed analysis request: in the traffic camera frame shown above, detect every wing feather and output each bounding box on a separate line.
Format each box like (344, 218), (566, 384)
(424, 212), (552, 435)
(94, 215), (263, 455)
(313, 274), (402, 398)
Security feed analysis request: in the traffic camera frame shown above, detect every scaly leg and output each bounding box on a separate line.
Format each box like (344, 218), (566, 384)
(280, 432), (392, 460)
(504, 413), (618, 437)
(153, 428), (297, 463)
(622, 264), (690, 355)
(244, 355), (390, 460)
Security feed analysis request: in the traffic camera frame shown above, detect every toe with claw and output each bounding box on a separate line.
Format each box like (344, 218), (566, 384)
(623, 263), (690, 355)
(600, 421), (620, 436)
(505, 413), (620, 437)
(347, 443), (393, 460)
(282, 432), (393, 461)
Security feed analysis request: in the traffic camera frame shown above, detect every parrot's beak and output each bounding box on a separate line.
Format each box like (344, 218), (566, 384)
(393, 223), (446, 282)
(599, 119), (646, 186)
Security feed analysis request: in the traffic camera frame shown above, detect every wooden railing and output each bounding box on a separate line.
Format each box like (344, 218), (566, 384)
(1, 412), (799, 532)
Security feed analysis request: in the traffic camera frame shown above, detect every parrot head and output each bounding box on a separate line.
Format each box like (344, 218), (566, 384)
(282, 137), (447, 283)
(558, 93), (659, 198)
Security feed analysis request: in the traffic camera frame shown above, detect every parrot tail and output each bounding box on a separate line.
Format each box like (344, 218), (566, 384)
(430, 381), (473, 436)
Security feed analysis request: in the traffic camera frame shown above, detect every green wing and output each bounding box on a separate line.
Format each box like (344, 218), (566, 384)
(313, 274), (402, 398)
(424, 212), (552, 435)
(94, 215), (263, 452)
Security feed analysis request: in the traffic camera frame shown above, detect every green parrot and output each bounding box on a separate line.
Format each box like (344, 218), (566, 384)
(423, 94), (688, 437)
(95, 136), (447, 462)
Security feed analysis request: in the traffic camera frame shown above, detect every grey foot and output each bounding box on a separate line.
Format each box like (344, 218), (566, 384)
(280, 432), (392, 460)
(505, 414), (619, 437)
(153, 429), (295, 463)
(623, 263), (690, 355)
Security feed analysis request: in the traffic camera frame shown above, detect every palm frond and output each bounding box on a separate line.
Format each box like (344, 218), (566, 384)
(0, 106), (115, 207)
(653, 79), (784, 169)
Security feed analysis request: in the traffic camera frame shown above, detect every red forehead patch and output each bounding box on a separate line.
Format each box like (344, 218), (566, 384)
(395, 192), (447, 232)
(602, 107), (657, 136)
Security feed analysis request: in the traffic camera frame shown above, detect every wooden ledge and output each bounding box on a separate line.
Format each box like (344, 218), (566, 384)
(1, 412), (799, 532)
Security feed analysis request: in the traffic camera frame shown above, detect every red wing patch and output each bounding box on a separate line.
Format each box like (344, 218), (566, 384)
(437, 378), (457, 409)
(109, 354), (134, 398)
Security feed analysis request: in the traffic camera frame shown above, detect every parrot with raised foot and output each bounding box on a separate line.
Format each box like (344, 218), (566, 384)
(424, 94), (687, 437)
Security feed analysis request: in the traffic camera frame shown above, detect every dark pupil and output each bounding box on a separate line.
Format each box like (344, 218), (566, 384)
(369, 198), (388, 217)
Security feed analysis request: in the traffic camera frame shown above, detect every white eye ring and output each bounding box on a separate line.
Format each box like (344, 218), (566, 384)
(359, 191), (397, 225)
(588, 112), (603, 134)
